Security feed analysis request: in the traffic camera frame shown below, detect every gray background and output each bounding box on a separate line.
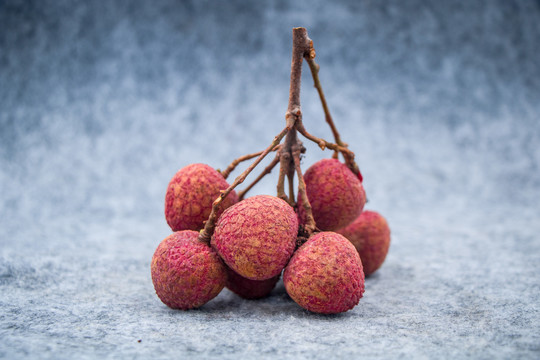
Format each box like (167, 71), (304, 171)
(1, 0), (539, 358)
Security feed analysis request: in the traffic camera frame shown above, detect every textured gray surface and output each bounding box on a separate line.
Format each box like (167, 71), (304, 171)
(1, 0), (540, 358)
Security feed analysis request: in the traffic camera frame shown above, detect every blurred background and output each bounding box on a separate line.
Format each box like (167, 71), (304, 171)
(1, 0), (539, 358)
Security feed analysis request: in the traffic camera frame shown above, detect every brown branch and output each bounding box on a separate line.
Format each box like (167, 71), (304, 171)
(305, 57), (343, 147)
(198, 126), (290, 244)
(296, 119), (349, 154)
(292, 142), (316, 236)
(238, 153), (280, 200)
(285, 27), (312, 129)
(220, 145), (281, 180)
(304, 42), (363, 180)
(277, 150), (290, 202)
(277, 27), (314, 204)
(296, 119), (362, 179)
(287, 173), (295, 204)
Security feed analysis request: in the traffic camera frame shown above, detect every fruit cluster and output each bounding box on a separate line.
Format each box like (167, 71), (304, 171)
(150, 28), (391, 314)
(151, 160), (390, 314)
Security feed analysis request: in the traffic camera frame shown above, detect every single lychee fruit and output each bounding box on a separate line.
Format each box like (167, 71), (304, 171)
(300, 158), (366, 231)
(211, 195), (298, 281)
(225, 266), (280, 300)
(165, 163), (238, 232)
(283, 232), (365, 314)
(337, 210), (391, 276)
(151, 230), (226, 310)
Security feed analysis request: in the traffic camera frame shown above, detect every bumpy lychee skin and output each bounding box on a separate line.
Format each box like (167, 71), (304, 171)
(225, 267), (280, 300)
(165, 164), (238, 232)
(337, 210), (391, 276)
(151, 230), (226, 310)
(301, 158), (366, 231)
(284, 232), (365, 314)
(211, 195), (298, 281)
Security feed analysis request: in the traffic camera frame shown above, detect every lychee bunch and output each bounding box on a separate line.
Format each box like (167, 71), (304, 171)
(151, 230), (226, 310)
(284, 232), (365, 314)
(337, 210), (391, 276)
(212, 195), (298, 280)
(301, 158), (366, 231)
(150, 28), (392, 313)
(165, 164), (238, 232)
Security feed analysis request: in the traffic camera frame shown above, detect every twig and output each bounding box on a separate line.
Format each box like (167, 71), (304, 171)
(305, 58), (343, 147)
(304, 41), (363, 181)
(277, 150), (290, 203)
(295, 119), (350, 154)
(277, 27), (314, 203)
(292, 142), (316, 236)
(238, 153), (280, 200)
(287, 173), (295, 204)
(198, 126), (289, 244)
(220, 145), (281, 180)
(296, 119), (362, 179)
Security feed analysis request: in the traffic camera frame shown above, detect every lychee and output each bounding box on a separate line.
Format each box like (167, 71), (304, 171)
(211, 195), (298, 281)
(300, 158), (366, 231)
(225, 267), (280, 300)
(283, 232), (365, 314)
(337, 210), (390, 276)
(151, 230), (226, 310)
(165, 163), (238, 232)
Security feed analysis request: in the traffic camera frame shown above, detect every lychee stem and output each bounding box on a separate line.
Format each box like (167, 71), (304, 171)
(238, 153), (280, 200)
(296, 119), (362, 179)
(220, 145), (281, 180)
(277, 129), (298, 205)
(292, 142), (316, 235)
(277, 27), (313, 205)
(285, 27), (313, 129)
(305, 58), (343, 149)
(198, 126), (290, 244)
(304, 47), (363, 180)
(287, 173), (295, 203)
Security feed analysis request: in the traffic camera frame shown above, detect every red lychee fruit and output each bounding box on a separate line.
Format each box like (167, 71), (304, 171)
(211, 195), (298, 281)
(337, 210), (391, 276)
(165, 163), (238, 232)
(300, 158), (366, 231)
(151, 230), (226, 310)
(225, 267), (280, 300)
(283, 232), (365, 314)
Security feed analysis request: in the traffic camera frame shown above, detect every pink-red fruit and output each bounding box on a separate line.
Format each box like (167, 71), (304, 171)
(337, 210), (391, 276)
(211, 195), (298, 281)
(225, 267), (280, 299)
(151, 231), (226, 310)
(165, 164), (238, 232)
(284, 232), (365, 314)
(301, 159), (366, 231)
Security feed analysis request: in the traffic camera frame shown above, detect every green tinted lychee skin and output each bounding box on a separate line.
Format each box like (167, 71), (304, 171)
(225, 266), (280, 300)
(284, 232), (365, 314)
(301, 158), (366, 231)
(151, 230), (226, 310)
(165, 163), (238, 232)
(211, 195), (298, 281)
(337, 210), (390, 276)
